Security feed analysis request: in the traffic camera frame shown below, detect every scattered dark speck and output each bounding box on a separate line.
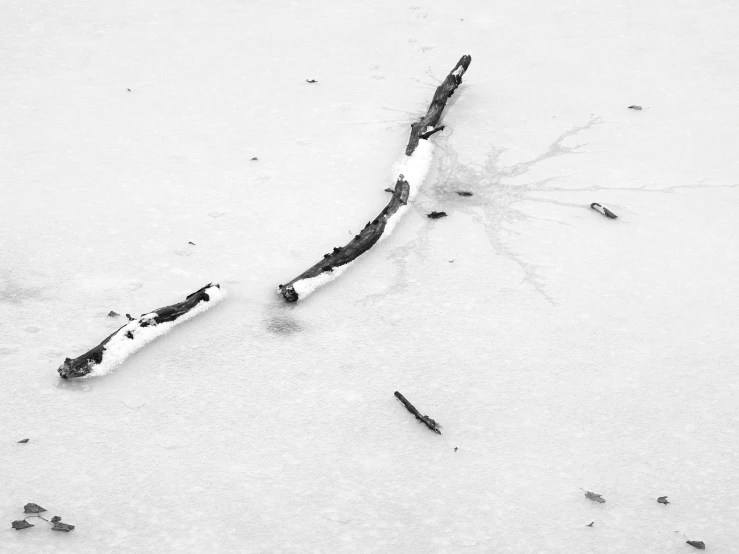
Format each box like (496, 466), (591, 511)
(306, 79), (317, 83)
(126, 314), (134, 321)
(657, 496), (669, 505)
(125, 331), (134, 339)
(628, 105), (643, 110)
(17, 438), (29, 443)
(108, 311), (119, 317)
(454, 447), (458, 452)
(250, 157), (258, 161)
(188, 241), (195, 245)
(384, 188), (394, 193)
(427, 211), (447, 219)
(127, 88), (131, 92)
(456, 191), (473, 197)
(586, 522), (594, 527)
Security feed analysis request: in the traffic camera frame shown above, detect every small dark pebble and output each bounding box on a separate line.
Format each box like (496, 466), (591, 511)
(188, 241), (195, 245)
(384, 188), (394, 193)
(628, 105), (643, 110)
(250, 157), (258, 161)
(427, 211), (447, 219)
(306, 79), (317, 83)
(686, 541), (705, 550)
(17, 438), (29, 443)
(108, 311), (119, 317)
(456, 191), (473, 197)
(126, 314), (134, 321)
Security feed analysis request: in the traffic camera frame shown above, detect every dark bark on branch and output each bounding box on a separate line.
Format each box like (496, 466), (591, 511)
(590, 203), (618, 219)
(279, 178), (409, 302)
(394, 391), (442, 434)
(58, 283), (220, 379)
(279, 55), (471, 302)
(405, 55), (472, 156)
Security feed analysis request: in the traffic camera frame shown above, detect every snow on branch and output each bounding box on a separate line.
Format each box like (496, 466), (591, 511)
(279, 55), (471, 302)
(57, 283), (225, 379)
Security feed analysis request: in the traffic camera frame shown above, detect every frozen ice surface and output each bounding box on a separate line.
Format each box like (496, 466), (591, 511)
(2, 0), (739, 552)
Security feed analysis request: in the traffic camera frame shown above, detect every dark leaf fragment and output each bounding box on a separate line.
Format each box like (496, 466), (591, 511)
(12, 520), (34, 530)
(657, 496), (669, 504)
(582, 490), (605, 503)
(586, 522), (594, 527)
(17, 438), (29, 443)
(686, 541), (705, 550)
(108, 311), (119, 317)
(51, 516), (62, 524)
(456, 191), (473, 197)
(427, 211), (447, 219)
(250, 157), (258, 161)
(628, 105), (643, 110)
(52, 522), (75, 532)
(24, 503), (46, 514)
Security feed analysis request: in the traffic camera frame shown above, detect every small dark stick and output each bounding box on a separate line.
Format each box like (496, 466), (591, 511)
(456, 191), (473, 197)
(17, 438), (29, 443)
(419, 125), (445, 140)
(394, 391), (441, 434)
(590, 203), (618, 219)
(306, 79), (317, 83)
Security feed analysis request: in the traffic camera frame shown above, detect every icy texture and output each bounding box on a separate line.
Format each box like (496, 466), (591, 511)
(85, 285), (225, 378)
(2, 1), (739, 553)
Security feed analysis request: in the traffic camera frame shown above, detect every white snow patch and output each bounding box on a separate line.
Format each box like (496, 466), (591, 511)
(290, 141), (435, 300)
(85, 285), (225, 377)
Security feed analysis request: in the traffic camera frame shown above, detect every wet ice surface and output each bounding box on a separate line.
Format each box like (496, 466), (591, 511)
(2, 0), (739, 552)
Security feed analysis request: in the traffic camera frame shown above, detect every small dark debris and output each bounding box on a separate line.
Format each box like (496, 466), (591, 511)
(306, 79), (317, 83)
(590, 203), (618, 219)
(427, 211), (447, 219)
(323, 254), (330, 258)
(456, 191), (473, 197)
(686, 541), (706, 550)
(250, 157), (258, 161)
(125, 331), (134, 339)
(108, 311), (119, 317)
(52, 522), (75, 532)
(12, 520), (34, 530)
(127, 88), (131, 92)
(657, 496), (669, 505)
(322, 266), (332, 272)
(449, 260), (454, 263)
(17, 438), (29, 443)
(628, 105), (642, 110)
(586, 522), (594, 527)
(51, 516), (62, 524)
(333, 247), (341, 253)
(188, 241), (195, 245)
(384, 188), (394, 193)
(454, 447), (458, 452)
(126, 314), (134, 321)
(24, 503), (46, 514)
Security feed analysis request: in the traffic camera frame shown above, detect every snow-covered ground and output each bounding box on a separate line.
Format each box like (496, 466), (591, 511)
(2, 0), (738, 551)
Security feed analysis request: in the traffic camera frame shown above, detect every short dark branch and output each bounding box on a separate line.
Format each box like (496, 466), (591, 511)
(58, 283), (220, 379)
(419, 125), (445, 140)
(394, 391), (442, 434)
(405, 55), (471, 156)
